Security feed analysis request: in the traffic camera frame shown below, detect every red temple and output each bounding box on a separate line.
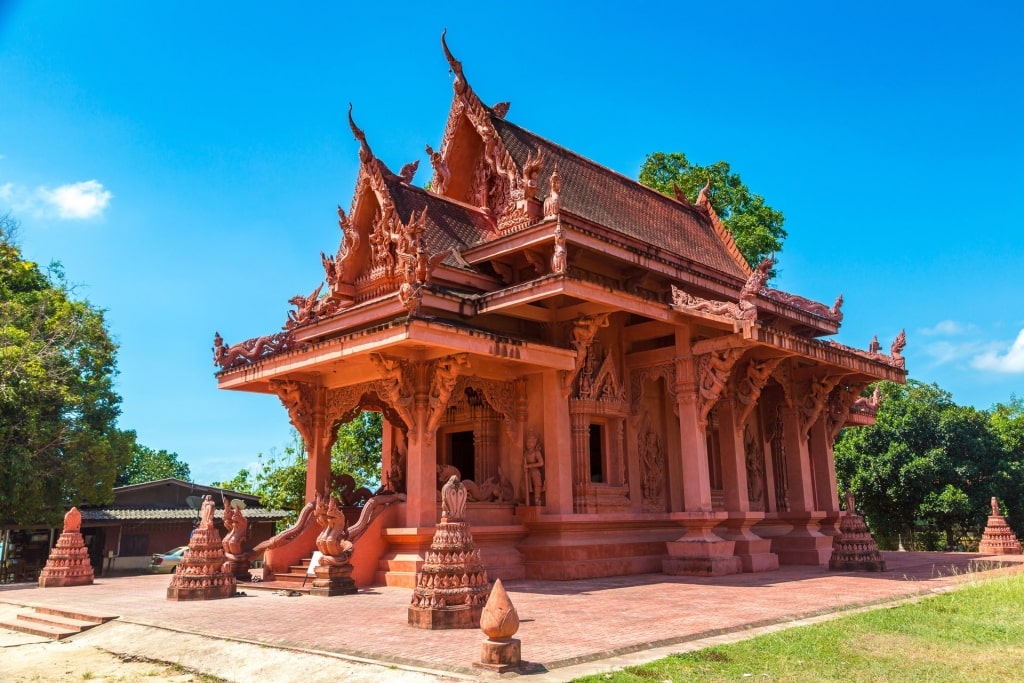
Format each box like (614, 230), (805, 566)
(214, 33), (905, 586)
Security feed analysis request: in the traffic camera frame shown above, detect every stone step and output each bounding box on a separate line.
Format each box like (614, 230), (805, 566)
(16, 612), (100, 633)
(0, 617), (78, 640)
(34, 606), (115, 624)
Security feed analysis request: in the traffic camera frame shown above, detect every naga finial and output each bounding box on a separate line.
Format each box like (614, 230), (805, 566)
(696, 173), (712, 207)
(441, 28), (467, 95)
(347, 103), (373, 164)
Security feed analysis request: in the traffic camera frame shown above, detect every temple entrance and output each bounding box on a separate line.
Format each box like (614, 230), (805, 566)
(449, 430), (475, 482)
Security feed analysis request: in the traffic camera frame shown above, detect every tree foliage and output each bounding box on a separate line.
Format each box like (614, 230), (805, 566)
(835, 380), (1019, 549)
(0, 213), (133, 524)
(638, 152), (786, 268)
(115, 443), (191, 486)
(213, 413), (384, 527)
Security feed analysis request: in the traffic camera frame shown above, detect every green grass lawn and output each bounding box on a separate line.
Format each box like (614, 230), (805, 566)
(574, 570), (1024, 683)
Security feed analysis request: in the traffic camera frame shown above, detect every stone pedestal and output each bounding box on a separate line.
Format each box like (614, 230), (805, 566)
(829, 509), (886, 572)
(663, 518), (741, 577)
(310, 563), (358, 597)
(477, 639), (522, 673)
(167, 495), (236, 601)
(771, 513), (833, 566)
(408, 492), (491, 629)
(38, 508), (94, 588)
(717, 514), (778, 573)
(978, 513), (1022, 555)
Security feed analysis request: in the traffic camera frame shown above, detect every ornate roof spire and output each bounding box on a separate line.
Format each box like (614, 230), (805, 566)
(441, 28), (468, 96)
(348, 103), (373, 164)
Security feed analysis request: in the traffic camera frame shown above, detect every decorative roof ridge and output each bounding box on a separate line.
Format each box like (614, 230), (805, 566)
(693, 176), (752, 277)
(441, 29), (486, 113)
(490, 115), (746, 272)
(348, 103), (399, 179)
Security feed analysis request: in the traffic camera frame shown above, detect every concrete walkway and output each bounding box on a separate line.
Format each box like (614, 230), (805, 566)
(2, 552), (1023, 682)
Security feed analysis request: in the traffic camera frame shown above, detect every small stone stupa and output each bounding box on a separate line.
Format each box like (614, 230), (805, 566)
(978, 497), (1022, 554)
(38, 507), (94, 588)
(409, 476), (491, 629)
(167, 494), (236, 601)
(829, 490), (886, 572)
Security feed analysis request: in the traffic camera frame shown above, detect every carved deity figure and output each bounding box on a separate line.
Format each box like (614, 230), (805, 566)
(221, 495), (248, 557)
(425, 144), (450, 194)
(845, 489), (857, 514)
(639, 422), (664, 505)
(441, 475), (468, 520)
(552, 223), (567, 274)
(63, 506), (82, 532)
(523, 433), (545, 506)
(992, 496), (1000, 517)
(744, 425), (765, 509)
(544, 167), (561, 219)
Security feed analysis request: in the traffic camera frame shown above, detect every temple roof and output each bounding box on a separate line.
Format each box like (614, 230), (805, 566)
(382, 173), (492, 259)
(490, 115), (750, 281)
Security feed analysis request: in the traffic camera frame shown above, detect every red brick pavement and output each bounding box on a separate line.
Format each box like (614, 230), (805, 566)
(2, 552), (1022, 678)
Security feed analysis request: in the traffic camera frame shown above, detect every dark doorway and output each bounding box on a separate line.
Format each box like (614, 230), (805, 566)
(589, 424), (604, 483)
(449, 430), (475, 481)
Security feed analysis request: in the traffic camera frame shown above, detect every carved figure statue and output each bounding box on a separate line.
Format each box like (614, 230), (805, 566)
(551, 223), (567, 274)
(398, 159), (419, 184)
(523, 433), (545, 506)
(425, 144), (450, 194)
(992, 496), (1000, 517)
(286, 282), (323, 329)
(639, 423), (664, 505)
(736, 255), (774, 319)
(890, 329), (907, 368)
(199, 494), (215, 528)
(221, 495), (248, 558)
(544, 167), (561, 219)
(213, 331), (300, 371)
(845, 489), (857, 514)
(441, 475), (468, 520)
(315, 491), (354, 566)
(744, 425), (765, 508)
(63, 506), (82, 532)
(522, 150), (544, 200)
(869, 335), (882, 354)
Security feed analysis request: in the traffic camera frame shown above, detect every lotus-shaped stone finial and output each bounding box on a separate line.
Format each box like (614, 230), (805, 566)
(480, 578), (519, 641)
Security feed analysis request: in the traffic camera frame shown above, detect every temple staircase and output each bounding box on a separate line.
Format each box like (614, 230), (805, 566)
(0, 606), (115, 640)
(245, 557), (315, 594)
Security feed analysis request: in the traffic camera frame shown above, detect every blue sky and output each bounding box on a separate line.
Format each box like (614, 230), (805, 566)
(2, 2), (1021, 485)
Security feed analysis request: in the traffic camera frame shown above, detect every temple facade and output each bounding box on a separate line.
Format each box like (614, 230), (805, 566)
(213, 34), (906, 585)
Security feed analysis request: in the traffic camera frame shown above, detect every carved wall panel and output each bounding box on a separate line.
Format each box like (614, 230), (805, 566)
(638, 410), (666, 512)
(744, 422), (766, 512)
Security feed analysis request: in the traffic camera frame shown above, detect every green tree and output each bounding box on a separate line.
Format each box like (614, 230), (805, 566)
(0, 213), (133, 525)
(115, 443), (192, 486)
(835, 380), (1007, 549)
(331, 410), (383, 488)
(638, 152), (786, 268)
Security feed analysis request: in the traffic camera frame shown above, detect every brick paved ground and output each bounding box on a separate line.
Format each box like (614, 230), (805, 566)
(2, 551), (1023, 680)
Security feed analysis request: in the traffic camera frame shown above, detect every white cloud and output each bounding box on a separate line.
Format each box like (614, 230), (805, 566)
(0, 179), (113, 220)
(972, 328), (1024, 373)
(920, 320), (976, 336)
(37, 180), (112, 219)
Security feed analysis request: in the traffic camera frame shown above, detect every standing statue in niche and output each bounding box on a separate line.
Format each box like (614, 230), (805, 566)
(523, 433), (545, 506)
(744, 425), (765, 511)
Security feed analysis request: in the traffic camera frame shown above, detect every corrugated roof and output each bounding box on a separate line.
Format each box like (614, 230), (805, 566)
(80, 508), (290, 522)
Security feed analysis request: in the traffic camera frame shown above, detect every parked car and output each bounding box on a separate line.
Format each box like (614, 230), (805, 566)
(148, 546), (187, 573)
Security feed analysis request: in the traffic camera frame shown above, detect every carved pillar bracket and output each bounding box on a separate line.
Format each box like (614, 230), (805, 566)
(562, 312), (610, 397)
(695, 348), (746, 427)
(369, 353), (417, 443)
(798, 375), (844, 436)
(735, 356), (786, 425)
(826, 382), (869, 441)
(271, 380), (321, 447)
(425, 354), (471, 440)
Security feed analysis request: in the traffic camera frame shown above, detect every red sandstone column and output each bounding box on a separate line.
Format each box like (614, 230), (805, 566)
(808, 417), (839, 513)
(542, 370), (573, 514)
(716, 397), (750, 513)
(675, 327), (712, 512)
(780, 404), (814, 512)
(773, 403), (830, 565)
(406, 365), (438, 528)
(304, 387), (332, 504)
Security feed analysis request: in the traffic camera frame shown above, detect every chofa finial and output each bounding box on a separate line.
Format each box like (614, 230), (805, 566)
(347, 103), (373, 164)
(441, 28), (467, 95)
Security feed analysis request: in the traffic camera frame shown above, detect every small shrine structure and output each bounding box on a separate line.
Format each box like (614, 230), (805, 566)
(38, 507), (94, 588)
(213, 33), (906, 585)
(828, 491), (885, 571)
(166, 495), (236, 601)
(978, 497), (1021, 555)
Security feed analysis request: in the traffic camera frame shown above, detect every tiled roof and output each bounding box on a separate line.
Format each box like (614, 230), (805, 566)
(80, 508), (290, 522)
(490, 115), (749, 281)
(384, 175), (493, 258)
